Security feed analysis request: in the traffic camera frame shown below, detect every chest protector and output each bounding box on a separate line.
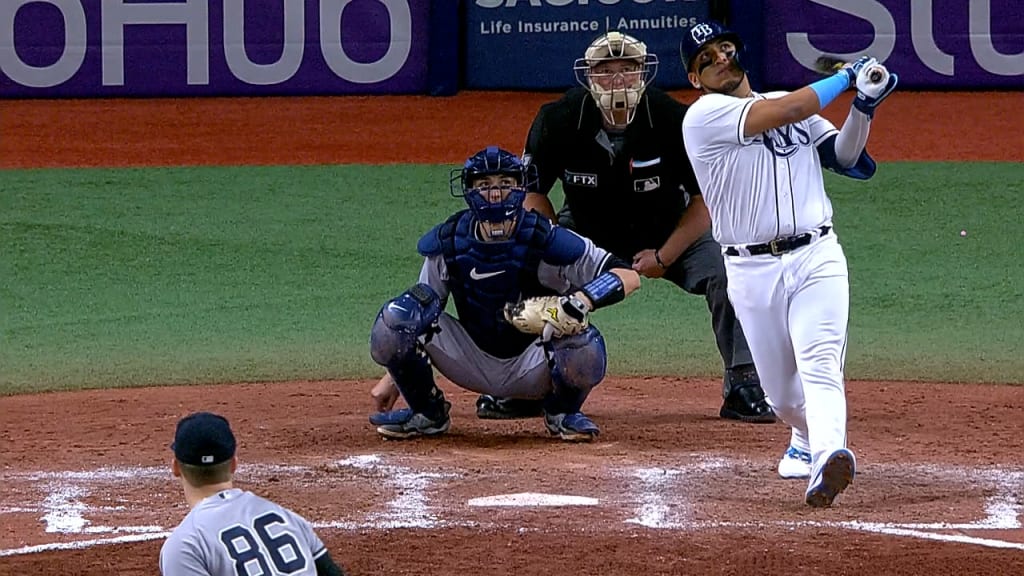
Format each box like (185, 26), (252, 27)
(419, 210), (555, 358)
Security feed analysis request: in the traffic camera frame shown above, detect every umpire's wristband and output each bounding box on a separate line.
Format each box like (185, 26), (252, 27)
(654, 250), (668, 269)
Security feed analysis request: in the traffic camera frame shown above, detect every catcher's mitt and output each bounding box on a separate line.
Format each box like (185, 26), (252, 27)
(504, 295), (589, 341)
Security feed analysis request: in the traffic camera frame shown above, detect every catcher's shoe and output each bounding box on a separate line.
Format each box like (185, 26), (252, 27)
(805, 448), (856, 508)
(373, 401), (451, 440)
(543, 412), (599, 442)
(720, 365), (776, 423)
(476, 394), (544, 420)
(778, 446), (812, 479)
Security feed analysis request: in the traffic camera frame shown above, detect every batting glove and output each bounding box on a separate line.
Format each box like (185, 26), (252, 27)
(853, 67), (898, 118)
(838, 56), (876, 89)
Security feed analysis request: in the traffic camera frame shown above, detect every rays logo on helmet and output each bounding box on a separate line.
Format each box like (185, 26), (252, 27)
(681, 20), (745, 74)
(691, 23), (715, 44)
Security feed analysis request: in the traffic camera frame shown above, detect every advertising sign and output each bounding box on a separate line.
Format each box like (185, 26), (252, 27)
(1, 0), (431, 97)
(762, 0), (1024, 88)
(465, 0), (711, 90)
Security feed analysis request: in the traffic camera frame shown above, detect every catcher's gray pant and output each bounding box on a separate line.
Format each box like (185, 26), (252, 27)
(424, 314), (553, 399)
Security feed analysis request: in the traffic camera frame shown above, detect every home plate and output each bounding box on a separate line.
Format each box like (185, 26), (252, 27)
(467, 493), (599, 507)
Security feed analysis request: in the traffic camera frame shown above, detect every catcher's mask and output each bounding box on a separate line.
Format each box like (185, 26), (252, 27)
(449, 146), (537, 240)
(574, 32), (658, 128)
(679, 21), (745, 78)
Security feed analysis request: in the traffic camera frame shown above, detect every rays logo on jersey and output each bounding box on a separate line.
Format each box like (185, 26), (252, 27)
(760, 124), (812, 158)
(565, 170), (598, 187)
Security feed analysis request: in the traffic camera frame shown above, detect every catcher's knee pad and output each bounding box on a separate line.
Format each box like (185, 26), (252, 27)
(370, 283), (442, 367)
(546, 325), (607, 392)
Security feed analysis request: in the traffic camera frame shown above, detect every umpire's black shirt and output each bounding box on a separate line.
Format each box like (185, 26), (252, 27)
(524, 86), (701, 259)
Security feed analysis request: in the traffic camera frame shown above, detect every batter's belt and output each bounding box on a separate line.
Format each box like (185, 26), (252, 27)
(724, 225), (832, 257)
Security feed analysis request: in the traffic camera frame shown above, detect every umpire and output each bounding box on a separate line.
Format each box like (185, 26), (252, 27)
(477, 31), (774, 423)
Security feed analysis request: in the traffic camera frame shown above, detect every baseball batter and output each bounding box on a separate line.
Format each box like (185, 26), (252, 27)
(679, 21), (898, 507)
(368, 146), (641, 442)
(160, 412), (347, 575)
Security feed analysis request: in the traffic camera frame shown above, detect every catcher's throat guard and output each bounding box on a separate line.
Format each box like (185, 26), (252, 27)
(575, 31), (658, 128)
(449, 146), (538, 240)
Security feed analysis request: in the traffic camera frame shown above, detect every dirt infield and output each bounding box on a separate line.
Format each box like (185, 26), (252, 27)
(1, 92), (1022, 575)
(2, 91), (1022, 169)
(1, 378), (1023, 575)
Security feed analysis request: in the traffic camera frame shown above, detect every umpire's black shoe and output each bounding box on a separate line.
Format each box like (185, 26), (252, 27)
(476, 395), (544, 420)
(720, 365), (777, 423)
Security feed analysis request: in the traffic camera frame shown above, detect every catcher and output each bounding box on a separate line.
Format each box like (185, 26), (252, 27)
(368, 146), (641, 442)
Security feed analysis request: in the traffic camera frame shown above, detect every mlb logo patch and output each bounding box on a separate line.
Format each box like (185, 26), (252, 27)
(565, 170), (598, 187)
(633, 176), (660, 193)
(202, 455), (215, 463)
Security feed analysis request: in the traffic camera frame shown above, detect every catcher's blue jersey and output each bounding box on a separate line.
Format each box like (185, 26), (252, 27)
(417, 210), (609, 358)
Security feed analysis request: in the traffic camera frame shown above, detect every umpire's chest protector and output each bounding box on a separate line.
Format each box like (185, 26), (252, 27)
(551, 89), (690, 248)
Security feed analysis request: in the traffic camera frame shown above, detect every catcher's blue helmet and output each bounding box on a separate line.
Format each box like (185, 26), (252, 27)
(680, 21), (744, 74)
(449, 146), (537, 236)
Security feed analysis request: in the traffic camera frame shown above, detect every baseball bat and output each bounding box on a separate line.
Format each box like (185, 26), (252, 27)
(814, 55), (884, 83)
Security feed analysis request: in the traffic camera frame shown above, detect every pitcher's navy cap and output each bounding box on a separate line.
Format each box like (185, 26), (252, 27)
(172, 412), (236, 466)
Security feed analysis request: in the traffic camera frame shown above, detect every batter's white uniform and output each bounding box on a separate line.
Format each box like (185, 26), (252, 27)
(682, 91), (851, 480)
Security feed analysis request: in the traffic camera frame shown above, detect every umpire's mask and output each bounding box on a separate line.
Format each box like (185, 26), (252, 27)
(575, 32), (659, 128)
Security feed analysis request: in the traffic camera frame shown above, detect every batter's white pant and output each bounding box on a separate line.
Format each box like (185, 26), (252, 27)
(723, 232), (849, 470)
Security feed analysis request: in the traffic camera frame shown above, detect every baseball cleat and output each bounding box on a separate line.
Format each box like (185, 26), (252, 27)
(368, 406), (421, 427)
(719, 387), (776, 423)
(805, 448), (856, 507)
(778, 446), (812, 479)
(720, 366), (776, 423)
(373, 402), (451, 440)
(543, 412), (599, 442)
(476, 394), (544, 420)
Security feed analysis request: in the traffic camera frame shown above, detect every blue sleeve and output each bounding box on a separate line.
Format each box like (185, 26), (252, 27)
(816, 134), (877, 180)
(810, 73), (850, 109)
(544, 226), (586, 266)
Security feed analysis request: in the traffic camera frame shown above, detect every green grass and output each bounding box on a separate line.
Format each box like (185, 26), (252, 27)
(832, 163), (1024, 383)
(1, 162), (1021, 394)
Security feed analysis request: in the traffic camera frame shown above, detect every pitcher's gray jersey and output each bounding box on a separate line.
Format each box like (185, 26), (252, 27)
(160, 489), (326, 576)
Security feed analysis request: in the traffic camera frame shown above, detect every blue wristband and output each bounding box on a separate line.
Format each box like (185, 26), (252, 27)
(809, 73), (850, 109)
(581, 272), (625, 310)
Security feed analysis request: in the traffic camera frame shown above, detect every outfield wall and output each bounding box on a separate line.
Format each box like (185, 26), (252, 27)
(1, 0), (1020, 98)
(0, 0), (458, 97)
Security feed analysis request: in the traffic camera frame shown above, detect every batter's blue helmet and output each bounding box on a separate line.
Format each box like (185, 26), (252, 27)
(449, 146), (537, 236)
(680, 21), (744, 74)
